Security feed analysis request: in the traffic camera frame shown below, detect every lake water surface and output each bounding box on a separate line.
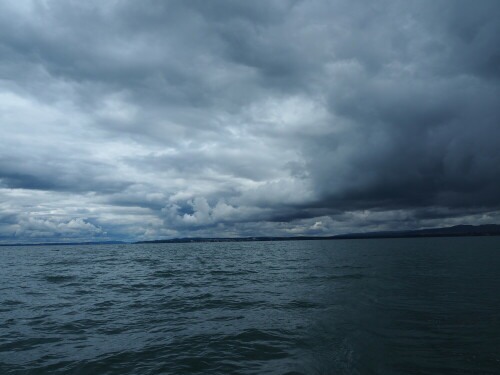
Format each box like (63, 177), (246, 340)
(1, 237), (499, 374)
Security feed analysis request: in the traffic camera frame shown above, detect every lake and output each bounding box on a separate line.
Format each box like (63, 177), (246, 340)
(1, 237), (499, 374)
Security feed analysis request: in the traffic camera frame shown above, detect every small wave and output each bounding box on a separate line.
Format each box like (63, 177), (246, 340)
(209, 269), (258, 276)
(75, 289), (93, 295)
(304, 273), (367, 281)
(153, 270), (175, 278)
(328, 273), (366, 280)
(130, 282), (164, 290)
(332, 265), (367, 270)
(133, 258), (158, 264)
(44, 259), (83, 266)
(191, 292), (213, 300)
(285, 300), (322, 309)
(57, 319), (102, 334)
(159, 296), (265, 313)
(0, 337), (61, 352)
(44, 275), (76, 283)
(89, 301), (115, 312)
(231, 329), (286, 342)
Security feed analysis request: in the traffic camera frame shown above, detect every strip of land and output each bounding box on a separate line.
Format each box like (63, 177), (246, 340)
(135, 224), (500, 244)
(2, 224), (499, 246)
(0, 241), (127, 247)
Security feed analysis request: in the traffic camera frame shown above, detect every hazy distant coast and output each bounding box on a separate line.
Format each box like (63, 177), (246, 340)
(135, 224), (500, 244)
(0, 241), (127, 247)
(2, 225), (499, 247)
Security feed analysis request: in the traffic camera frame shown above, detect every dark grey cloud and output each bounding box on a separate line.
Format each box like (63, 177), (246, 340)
(0, 0), (499, 242)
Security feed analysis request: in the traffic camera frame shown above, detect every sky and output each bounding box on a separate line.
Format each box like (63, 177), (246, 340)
(1, 0), (499, 243)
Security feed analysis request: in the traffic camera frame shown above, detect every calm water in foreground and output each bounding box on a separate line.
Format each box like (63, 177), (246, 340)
(1, 238), (499, 374)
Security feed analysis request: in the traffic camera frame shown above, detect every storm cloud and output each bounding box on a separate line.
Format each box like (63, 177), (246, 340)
(1, 0), (499, 242)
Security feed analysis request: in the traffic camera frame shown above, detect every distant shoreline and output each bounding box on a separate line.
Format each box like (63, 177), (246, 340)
(2, 224), (499, 247)
(135, 233), (500, 244)
(0, 241), (128, 247)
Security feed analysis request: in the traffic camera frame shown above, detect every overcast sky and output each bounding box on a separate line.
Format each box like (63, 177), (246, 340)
(1, 0), (499, 243)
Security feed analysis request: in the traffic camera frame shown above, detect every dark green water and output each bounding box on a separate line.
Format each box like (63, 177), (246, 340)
(1, 238), (499, 374)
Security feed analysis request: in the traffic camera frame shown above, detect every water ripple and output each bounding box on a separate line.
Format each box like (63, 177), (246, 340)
(1, 238), (499, 374)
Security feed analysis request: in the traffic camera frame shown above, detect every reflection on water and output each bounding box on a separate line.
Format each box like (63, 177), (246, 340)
(1, 237), (499, 374)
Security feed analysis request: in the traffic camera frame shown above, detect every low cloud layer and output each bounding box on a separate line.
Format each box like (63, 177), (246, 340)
(1, 0), (499, 242)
